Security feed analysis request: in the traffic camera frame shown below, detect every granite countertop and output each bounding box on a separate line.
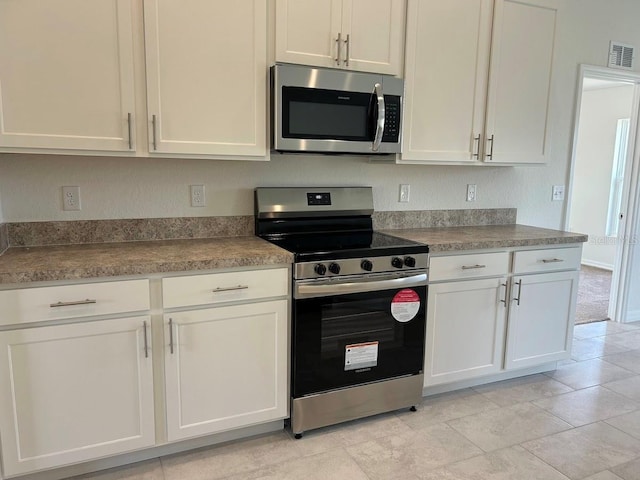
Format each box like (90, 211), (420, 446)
(0, 236), (293, 285)
(383, 224), (587, 253)
(0, 224), (587, 285)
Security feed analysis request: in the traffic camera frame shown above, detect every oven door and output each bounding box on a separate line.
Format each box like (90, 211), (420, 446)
(292, 272), (426, 398)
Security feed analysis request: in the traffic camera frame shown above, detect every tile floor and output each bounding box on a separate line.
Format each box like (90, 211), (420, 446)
(73, 320), (640, 480)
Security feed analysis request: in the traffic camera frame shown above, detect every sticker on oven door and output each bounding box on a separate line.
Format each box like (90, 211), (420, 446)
(345, 341), (379, 371)
(391, 289), (421, 322)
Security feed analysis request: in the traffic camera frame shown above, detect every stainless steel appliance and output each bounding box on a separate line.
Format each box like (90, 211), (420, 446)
(271, 64), (403, 155)
(255, 187), (427, 438)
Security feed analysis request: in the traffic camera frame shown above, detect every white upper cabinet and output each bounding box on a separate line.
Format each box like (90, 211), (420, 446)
(401, 0), (558, 165)
(0, 0), (136, 152)
(402, 0), (492, 162)
(484, 0), (557, 164)
(143, 0), (268, 158)
(275, 0), (405, 76)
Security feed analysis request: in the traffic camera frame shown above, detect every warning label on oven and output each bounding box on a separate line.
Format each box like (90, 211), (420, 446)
(345, 341), (379, 371)
(391, 289), (421, 322)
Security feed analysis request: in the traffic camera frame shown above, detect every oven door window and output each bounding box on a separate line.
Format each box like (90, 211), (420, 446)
(292, 286), (426, 398)
(282, 86), (375, 142)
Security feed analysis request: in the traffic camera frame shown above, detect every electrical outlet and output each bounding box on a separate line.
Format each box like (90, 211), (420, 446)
(190, 184), (206, 207)
(552, 185), (565, 201)
(399, 184), (410, 203)
(62, 186), (81, 211)
(466, 184), (477, 202)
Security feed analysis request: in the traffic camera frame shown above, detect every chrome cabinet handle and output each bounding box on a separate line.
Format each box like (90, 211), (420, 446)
(127, 112), (133, 150)
(541, 258), (564, 263)
(513, 279), (522, 305)
(212, 285), (249, 293)
(344, 34), (350, 66)
(143, 320), (149, 358)
(500, 282), (508, 304)
(152, 114), (158, 150)
(169, 318), (174, 355)
(50, 299), (97, 308)
(372, 83), (385, 152)
(472, 134), (481, 158)
(486, 134), (494, 160)
(461, 264), (486, 270)
(335, 32), (342, 65)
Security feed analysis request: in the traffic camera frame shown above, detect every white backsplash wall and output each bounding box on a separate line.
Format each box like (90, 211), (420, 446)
(0, 152), (562, 227)
(1, 0), (640, 231)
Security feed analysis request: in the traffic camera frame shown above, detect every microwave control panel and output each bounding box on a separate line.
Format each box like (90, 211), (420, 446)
(382, 96), (401, 143)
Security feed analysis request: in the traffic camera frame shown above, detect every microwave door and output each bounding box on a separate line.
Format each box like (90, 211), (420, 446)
(371, 83), (385, 152)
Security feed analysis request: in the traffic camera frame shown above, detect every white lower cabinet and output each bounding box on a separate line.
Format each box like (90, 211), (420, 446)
(425, 278), (507, 385)
(163, 300), (288, 441)
(425, 246), (581, 389)
(505, 271), (578, 369)
(0, 316), (155, 477)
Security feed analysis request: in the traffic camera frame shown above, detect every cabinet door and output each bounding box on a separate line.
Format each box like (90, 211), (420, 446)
(144, 0), (267, 157)
(275, 0), (343, 69)
(341, 0), (405, 75)
(505, 271), (578, 369)
(484, 0), (557, 164)
(402, 0), (492, 163)
(0, 317), (155, 477)
(164, 300), (288, 441)
(425, 278), (508, 386)
(0, 0), (136, 152)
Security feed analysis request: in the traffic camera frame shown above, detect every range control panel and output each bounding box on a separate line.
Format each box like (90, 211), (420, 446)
(295, 253), (428, 280)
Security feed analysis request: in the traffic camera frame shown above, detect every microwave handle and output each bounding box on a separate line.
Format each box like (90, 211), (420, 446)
(372, 83), (385, 152)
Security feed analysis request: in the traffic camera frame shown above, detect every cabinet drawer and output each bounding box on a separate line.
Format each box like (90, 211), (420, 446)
(429, 252), (510, 282)
(0, 279), (150, 327)
(163, 268), (288, 309)
(513, 247), (581, 274)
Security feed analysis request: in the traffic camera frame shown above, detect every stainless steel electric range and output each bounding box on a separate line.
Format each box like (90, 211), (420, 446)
(255, 186), (428, 438)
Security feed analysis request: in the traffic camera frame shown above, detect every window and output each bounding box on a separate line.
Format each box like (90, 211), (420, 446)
(606, 118), (630, 237)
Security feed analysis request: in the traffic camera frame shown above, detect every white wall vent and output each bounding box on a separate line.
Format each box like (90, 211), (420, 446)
(609, 41), (634, 69)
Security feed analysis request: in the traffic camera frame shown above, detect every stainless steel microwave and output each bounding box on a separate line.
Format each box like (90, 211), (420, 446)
(271, 64), (403, 155)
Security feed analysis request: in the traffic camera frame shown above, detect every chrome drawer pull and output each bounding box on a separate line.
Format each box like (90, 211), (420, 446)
(143, 321), (149, 358)
(541, 258), (564, 263)
(461, 264), (486, 270)
(500, 283), (508, 304)
(212, 285), (249, 293)
(169, 318), (174, 355)
(513, 279), (523, 306)
(50, 299), (97, 308)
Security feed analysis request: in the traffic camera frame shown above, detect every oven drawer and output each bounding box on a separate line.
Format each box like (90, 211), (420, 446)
(0, 279), (150, 326)
(429, 252), (510, 282)
(513, 247), (581, 274)
(162, 268), (288, 309)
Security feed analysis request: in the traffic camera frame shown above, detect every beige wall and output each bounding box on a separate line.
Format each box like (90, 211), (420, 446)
(1, 0), (640, 227)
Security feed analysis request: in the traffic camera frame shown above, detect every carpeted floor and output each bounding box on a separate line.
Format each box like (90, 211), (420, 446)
(575, 265), (612, 324)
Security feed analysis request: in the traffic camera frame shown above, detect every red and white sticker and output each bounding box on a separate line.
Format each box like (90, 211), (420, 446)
(391, 289), (421, 322)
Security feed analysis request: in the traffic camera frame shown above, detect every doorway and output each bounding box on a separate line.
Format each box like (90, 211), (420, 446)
(566, 65), (640, 324)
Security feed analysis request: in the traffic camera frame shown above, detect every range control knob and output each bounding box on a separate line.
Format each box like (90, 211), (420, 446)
(391, 257), (404, 269)
(404, 256), (417, 268)
(361, 259), (373, 271)
(314, 264), (327, 276)
(328, 263), (341, 274)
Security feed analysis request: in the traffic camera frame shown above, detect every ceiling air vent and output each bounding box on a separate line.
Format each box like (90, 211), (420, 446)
(609, 41), (634, 69)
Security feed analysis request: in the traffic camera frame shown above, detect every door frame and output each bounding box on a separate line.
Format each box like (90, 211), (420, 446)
(565, 64), (640, 323)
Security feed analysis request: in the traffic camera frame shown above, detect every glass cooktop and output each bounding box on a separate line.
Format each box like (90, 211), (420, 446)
(267, 231), (428, 262)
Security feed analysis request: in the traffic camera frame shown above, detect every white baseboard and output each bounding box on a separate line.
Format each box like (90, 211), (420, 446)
(581, 259), (614, 271)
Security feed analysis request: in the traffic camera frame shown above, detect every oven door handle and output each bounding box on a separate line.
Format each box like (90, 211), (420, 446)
(294, 272), (427, 299)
